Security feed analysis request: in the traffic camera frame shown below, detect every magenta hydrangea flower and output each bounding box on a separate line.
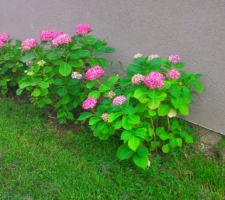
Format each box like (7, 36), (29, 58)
(40, 30), (59, 41)
(0, 33), (11, 42)
(22, 38), (38, 51)
(52, 33), (72, 47)
(131, 74), (145, 85)
(75, 24), (91, 35)
(0, 40), (4, 48)
(168, 54), (181, 64)
(166, 69), (180, 79)
(112, 95), (126, 106)
(82, 98), (97, 110)
(144, 71), (165, 90)
(85, 66), (104, 81)
(101, 113), (109, 122)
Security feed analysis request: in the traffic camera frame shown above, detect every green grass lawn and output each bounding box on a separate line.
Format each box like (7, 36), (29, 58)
(0, 98), (224, 200)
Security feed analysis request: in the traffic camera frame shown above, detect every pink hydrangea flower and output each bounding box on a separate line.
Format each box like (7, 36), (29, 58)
(166, 69), (180, 79)
(108, 91), (116, 99)
(112, 95), (126, 106)
(0, 33), (11, 42)
(75, 24), (91, 35)
(52, 33), (72, 47)
(85, 66), (104, 81)
(168, 54), (181, 64)
(40, 30), (59, 41)
(82, 98), (97, 110)
(22, 38), (38, 51)
(0, 40), (4, 48)
(101, 113), (109, 122)
(71, 71), (82, 79)
(131, 74), (145, 85)
(144, 71), (165, 89)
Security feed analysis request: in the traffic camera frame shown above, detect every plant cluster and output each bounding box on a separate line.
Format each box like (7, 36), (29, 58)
(79, 53), (204, 169)
(0, 25), (204, 169)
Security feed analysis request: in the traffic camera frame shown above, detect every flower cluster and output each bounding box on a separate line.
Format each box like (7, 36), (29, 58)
(144, 71), (165, 89)
(40, 30), (59, 41)
(131, 74), (145, 85)
(108, 91), (116, 99)
(75, 24), (91, 35)
(166, 69), (180, 79)
(168, 54), (181, 64)
(82, 98), (97, 110)
(22, 38), (38, 51)
(71, 71), (82, 79)
(52, 33), (72, 47)
(0, 33), (11, 42)
(101, 113), (109, 122)
(85, 66), (104, 81)
(133, 53), (143, 59)
(0, 33), (11, 48)
(112, 95), (126, 106)
(148, 54), (159, 60)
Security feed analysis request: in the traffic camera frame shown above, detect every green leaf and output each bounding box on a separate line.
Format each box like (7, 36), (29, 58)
(185, 135), (193, 144)
(88, 90), (101, 99)
(85, 35), (97, 45)
(133, 87), (149, 103)
(121, 131), (131, 141)
(99, 75), (119, 92)
(162, 144), (170, 153)
(86, 80), (97, 89)
(116, 144), (133, 160)
(46, 51), (60, 60)
(20, 54), (35, 62)
(108, 113), (122, 123)
(156, 127), (169, 141)
(134, 128), (147, 139)
(127, 115), (140, 125)
(148, 127), (154, 137)
(158, 104), (170, 116)
(38, 81), (49, 89)
(132, 146), (149, 169)
(16, 88), (23, 96)
(114, 120), (122, 130)
(78, 112), (92, 121)
(31, 88), (41, 97)
(89, 116), (101, 125)
(176, 138), (183, 147)
(128, 135), (141, 151)
(59, 63), (72, 77)
(179, 105), (189, 115)
(122, 116), (133, 130)
(70, 50), (90, 59)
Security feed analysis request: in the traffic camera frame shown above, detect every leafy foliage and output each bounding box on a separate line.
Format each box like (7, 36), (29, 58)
(79, 55), (204, 169)
(17, 33), (114, 124)
(0, 40), (25, 95)
(0, 27), (204, 169)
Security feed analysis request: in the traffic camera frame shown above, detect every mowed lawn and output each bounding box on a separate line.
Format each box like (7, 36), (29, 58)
(0, 98), (224, 200)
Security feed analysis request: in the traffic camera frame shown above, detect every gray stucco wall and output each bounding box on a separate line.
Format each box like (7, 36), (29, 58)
(0, 0), (225, 135)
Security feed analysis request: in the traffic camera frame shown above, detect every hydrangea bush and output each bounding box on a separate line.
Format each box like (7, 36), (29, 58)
(79, 54), (204, 169)
(17, 24), (114, 124)
(0, 25), (204, 169)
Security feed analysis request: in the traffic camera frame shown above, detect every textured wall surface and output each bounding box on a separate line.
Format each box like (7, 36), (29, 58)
(0, 0), (225, 134)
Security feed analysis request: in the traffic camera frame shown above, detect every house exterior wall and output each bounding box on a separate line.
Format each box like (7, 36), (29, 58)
(1, 0), (225, 134)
